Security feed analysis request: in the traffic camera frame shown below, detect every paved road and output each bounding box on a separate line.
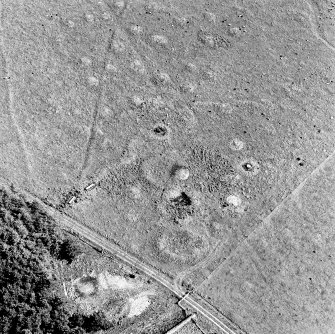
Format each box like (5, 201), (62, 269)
(47, 207), (184, 295)
(44, 206), (237, 334)
(0, 176), (240, 334)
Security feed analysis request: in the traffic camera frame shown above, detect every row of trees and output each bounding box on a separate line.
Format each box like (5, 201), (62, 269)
(0, 187), (113, 333)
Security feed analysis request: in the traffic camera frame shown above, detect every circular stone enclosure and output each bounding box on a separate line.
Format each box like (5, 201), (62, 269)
(156, 228), (209, 265)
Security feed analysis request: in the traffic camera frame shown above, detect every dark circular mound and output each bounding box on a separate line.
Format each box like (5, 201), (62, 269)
(151, 123), (170, 140)
(172, 192), (192, 206)
(238, 158), (260, 176)
(153, 125), (168, 137)
(167, 191), (194, 222)
(242, 162), (254, 171)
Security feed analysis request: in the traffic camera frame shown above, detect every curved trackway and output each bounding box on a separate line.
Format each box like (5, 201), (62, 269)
(0, 176), (238, 334)
(303, 0), (335, 54)
(43, 206), (237, 334)
(173, 238), (223, 290)
(0, 5), (35, 186)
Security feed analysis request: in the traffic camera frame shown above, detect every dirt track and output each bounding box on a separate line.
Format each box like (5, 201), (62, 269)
(0, 0), (334, 333)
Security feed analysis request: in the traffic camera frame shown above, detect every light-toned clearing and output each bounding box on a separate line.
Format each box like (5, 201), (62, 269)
(204, 11), (216, 23)
(156, 71), (171, 84)
(229, 138), (244, 151)
(98, 271), (141, 290)
(129, 185), (142, 199)
(63, 282), (68, 297)
(149, 95), (166, 108)
(158, 234), (168, 251)
(175, 167), (190, 180)
(75, 295), (101, 314)
(185, 62), (197, 73)
(106, 63), (117, 72)
(165, 186), (182, 200)
(130, 59), (146, 74)
(180, 82), (197, 93)
(131, 95), (146, 107)
(226, 194), (242, 207)
(127, 291), (155, 318)
(188, 190), (202, 207)
(67, 20), (75, 28)
(84, 13), (94, 23)
(152, 34), (169, 45)
(111, 39), (126, 53)
(114, 0), (125, 9)
(77, 281), (95, 295)
(81, 56), (92, 66)
(102, 12), (112, 20)
(129, 24), (144, 35)
(88, 76), (99, 86)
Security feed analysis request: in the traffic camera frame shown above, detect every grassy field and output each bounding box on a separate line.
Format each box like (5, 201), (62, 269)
(174, 321), (203, 334)
(196, 150), (335, 333)
(54, 0), (335, 282)
(0, 0), (334, 332)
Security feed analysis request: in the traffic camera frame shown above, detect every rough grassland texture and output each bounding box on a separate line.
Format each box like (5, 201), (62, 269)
(196, 150), (335, 334)
(0, 0), (335, 302)
(174, 321), (203, 334)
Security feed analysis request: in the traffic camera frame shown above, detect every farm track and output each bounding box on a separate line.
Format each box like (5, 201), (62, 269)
(46, 207), (237, 334)
(78, 32), (114, 180)
(0, 3), (35, 186)
(0, 175), (238, 334)
(78, 83), (106, 179)
(198, 148), (335, 289)
(173, 239), (223, 290)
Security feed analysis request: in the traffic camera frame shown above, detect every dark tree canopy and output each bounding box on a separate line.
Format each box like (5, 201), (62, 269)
(0, 187), (113, 334)
(58, 239), (81, 264)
